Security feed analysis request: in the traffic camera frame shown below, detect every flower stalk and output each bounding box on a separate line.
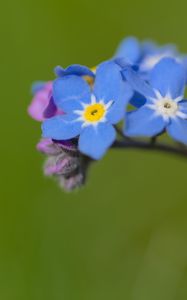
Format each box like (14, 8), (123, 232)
(112, 139), (187, 159)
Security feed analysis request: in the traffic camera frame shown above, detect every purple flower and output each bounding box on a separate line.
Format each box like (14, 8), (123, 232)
(28, 82), (53, 121)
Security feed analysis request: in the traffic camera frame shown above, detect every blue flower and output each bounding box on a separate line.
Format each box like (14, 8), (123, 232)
(122, 57), (187, 145)
(115, 36), (178, 72)
(114, 37), (182, 109)
(42, 61), (133, 160)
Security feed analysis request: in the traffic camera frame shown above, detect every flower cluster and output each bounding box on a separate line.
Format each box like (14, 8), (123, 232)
(28, 37), (187, 192)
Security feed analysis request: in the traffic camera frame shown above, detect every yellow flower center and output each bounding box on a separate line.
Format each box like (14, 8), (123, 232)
(84, 103), (105, 122)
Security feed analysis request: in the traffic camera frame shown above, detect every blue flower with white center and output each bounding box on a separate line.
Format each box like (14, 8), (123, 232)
(114, 37), (183, 109)
(42, 60), (133, 160)
(121, 57), (187, 145)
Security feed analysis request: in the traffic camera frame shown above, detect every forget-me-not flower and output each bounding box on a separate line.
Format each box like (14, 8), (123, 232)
(122, 57), (187, 145)
(28, 65), (95, 122)
(42, 60), (132, 160)
(115, 36), (178, 72)
(114, 37), (182, 109)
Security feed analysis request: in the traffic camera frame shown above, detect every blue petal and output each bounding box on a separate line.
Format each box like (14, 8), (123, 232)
(130, 92), (147, 108)
(54, 64), (95, 78)
(53, 75), (91, 111)
(141, 40), (158, 55)
(59, 99), (83, 113)
(78, 123), (116, 160)
(124, 107), (166, 137)
(94, 60), (126, 105)
(122, 67), (155, 99)
(141, 40), (177, 56)
(114, 37), (141, 64)
(181, 56), (187, 83)
(167, 118), (187, 145)
(114, 57), (133, 69)
(106, 82), (133, 124)
(149, 58), (186, 98)
(42, 115), (82, 140)
(178, 100), (187, 114)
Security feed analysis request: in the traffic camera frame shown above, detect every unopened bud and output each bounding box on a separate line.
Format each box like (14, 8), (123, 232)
(44, 153), (80, 176)
(58, 171), (85, 192)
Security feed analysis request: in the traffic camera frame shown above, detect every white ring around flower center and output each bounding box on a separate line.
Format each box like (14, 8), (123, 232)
(146, 90), (187, 121)
(155, 98), (178, 117)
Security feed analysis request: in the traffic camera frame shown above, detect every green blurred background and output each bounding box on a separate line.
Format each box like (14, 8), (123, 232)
(1, 0), (187, 299)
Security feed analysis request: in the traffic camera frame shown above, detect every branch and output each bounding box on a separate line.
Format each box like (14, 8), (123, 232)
(112, 139), (187, 159)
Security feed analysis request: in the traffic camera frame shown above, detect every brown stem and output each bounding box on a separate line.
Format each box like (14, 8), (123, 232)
(112, 140), (187, 159)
